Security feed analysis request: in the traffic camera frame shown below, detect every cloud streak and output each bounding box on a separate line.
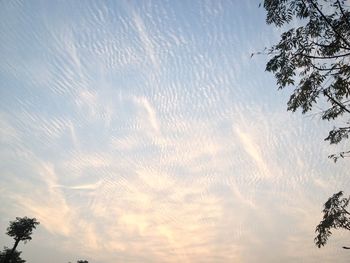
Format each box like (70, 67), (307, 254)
(1, 1), (349, 263)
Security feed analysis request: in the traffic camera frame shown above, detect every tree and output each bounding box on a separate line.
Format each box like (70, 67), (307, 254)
(261, 0), (350, 249)
(262, 0), (350, 161)
(315, 191), (350, 248)
(77, 260), (89, 263)
(0, 247), (25, 263)
(3, 217), (39, 263)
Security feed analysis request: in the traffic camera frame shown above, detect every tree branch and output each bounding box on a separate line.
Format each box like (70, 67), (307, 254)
(323, 90), (350, 113)
(309, 62), (343, 71)
(336, 0), (350, 29)
(309, 0), (350, 48)
(298, 52), (350, 59)
(342, 207), (350, 215)
(312, 40), (350, 51)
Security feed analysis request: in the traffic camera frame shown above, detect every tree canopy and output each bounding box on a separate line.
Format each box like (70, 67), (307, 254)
(0, 247), (25, 263)
(263, 0), (350, 161)
(3, 217), (39, 263)
(262, 0), (350, 249)
(6, 217), (40, 244)
(315, 191), (350, 248)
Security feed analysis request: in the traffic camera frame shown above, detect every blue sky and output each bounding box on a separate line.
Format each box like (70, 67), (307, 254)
(0, 0), (349, 262)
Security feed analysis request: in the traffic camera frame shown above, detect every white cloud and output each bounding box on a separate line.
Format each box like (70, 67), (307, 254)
(133, 96), (161, 135)
(132, 11), (160, 70)
(14, 162), (74, 237)
(235, 127), (272, 179)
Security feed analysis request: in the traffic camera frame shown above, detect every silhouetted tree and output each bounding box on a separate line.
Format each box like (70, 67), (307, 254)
(315, 191), (350, 247)
(77, 260), (89, 263)
(262, 0), (350, 161)
(3, 217), (39, 263)
(261, 0), (350, 249)
(0, 247), (25, 263)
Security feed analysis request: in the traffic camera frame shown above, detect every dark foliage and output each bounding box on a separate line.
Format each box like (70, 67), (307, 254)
(0, 248), (25, 263)
(3, 217), (39, 263)
(6, 217), (40, 244)
(315, 191), (350, 247)
(263, 0), (350, 161)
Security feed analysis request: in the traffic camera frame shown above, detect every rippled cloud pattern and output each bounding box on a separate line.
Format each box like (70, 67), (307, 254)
(0, 1), (349, 262)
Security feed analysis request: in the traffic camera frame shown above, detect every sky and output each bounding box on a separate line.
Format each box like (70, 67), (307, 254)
(0, 0), (349, 262)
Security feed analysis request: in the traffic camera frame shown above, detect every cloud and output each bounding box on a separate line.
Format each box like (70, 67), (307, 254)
(0, 113), (21, 144)
(133, 96), (161, 135)
(80, 166), (230, 262)
(13, 162), (74, 237)
(53, 181), (102, 191)
(131, 11), (160, 70)
(68, 120), (80, 149)
(1, 1), (349, 262)
(235, 127), (271, 179)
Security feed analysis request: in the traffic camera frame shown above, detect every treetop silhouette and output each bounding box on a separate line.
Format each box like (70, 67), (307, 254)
(2, 217), (39, 263)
